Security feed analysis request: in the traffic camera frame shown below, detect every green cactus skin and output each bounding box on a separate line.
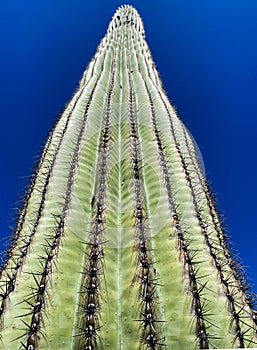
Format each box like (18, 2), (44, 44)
(0, 5), (256, 350)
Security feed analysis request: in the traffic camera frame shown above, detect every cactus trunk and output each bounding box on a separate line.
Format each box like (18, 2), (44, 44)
(0, 5), (256, 350)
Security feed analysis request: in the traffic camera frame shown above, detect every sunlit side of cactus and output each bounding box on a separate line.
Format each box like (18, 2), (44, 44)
(0, 5), (256, 350)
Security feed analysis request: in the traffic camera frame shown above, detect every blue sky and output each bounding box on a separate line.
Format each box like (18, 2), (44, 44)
(0, 0), (257, 295)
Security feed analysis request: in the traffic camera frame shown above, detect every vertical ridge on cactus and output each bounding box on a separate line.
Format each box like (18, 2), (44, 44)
(0, 4), (256, 350)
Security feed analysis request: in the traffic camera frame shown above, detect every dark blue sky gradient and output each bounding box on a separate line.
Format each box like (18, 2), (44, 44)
(1, 1), (257, 294)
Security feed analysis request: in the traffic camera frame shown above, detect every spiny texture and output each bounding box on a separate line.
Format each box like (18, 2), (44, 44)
(0, 5), (256, 350)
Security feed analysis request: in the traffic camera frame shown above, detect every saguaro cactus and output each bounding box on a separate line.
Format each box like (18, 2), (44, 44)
(0, 5), (256, 350)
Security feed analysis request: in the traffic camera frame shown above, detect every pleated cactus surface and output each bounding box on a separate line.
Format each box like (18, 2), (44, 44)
(0, 5), (256, 350)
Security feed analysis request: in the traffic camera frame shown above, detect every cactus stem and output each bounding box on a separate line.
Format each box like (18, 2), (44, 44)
(1, 5), (257, 349)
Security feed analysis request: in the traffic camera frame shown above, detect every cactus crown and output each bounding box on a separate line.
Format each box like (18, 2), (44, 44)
(0, 5), (256, 350)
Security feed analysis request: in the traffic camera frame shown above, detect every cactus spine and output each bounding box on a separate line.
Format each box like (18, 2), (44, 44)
(0, 5), (256, 350)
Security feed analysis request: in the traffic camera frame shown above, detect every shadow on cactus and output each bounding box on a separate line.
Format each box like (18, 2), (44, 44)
(0, 4), (256, 350)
